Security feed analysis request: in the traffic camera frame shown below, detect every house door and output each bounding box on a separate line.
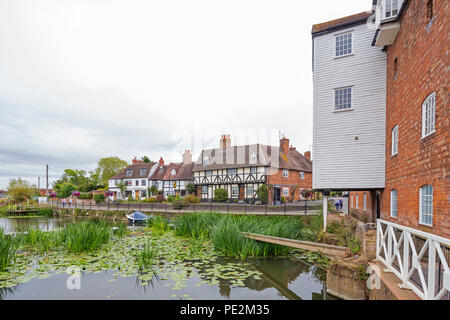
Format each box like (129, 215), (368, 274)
(274, 187), (281, 205)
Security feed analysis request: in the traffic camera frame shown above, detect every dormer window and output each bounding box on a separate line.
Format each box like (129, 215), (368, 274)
(159, 165), (164, 171)
(126, 170), (133, 177)
(171, 169), (176, 176)
(139, 169), (147, 176)
(204, 157), (209, 165)
(250, 154), (257, 163)
(385, 0), (399, 19)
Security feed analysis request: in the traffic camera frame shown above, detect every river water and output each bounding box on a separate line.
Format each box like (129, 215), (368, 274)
(0, 217), (337, 300)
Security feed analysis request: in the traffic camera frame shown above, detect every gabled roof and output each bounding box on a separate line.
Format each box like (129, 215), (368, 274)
(110, 162), (156, 180)
(193, 144), (312, 173)
(311, 11), (372, 36)
(149, 162), (194, 181)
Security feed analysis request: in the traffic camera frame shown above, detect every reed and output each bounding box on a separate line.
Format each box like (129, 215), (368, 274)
(0, 227), (17, 272)
(174, 212), (310, 259)
(18, 227), (60, 254)
(60, 221), (111, 253)
(137, 241), (159, 271)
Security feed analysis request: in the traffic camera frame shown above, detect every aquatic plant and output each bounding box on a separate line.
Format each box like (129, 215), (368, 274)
(18, 227), (60, 254)
(137, 241), (159, 271)
(61, 221), (111, 253)
(0, 228), (17, 272)
(114, 222), (128, 238)
(37, 208), (53, 217)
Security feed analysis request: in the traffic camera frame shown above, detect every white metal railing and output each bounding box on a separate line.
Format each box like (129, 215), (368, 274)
(376, 219), (450, 300)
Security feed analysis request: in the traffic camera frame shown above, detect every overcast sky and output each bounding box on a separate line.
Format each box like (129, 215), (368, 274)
(0, 0), (371, 189)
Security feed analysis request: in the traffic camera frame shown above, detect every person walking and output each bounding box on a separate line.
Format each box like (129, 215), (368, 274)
(69, 198), (72, 207)
(339, 198), (343, 210)
(335, 199), (339, 211)
(62, 198), (66, 208)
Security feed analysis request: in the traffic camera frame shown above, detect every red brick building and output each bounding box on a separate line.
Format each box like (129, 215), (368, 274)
(374, 0), (449, 238)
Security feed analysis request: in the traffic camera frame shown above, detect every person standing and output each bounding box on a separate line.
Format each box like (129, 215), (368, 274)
(62, 198), (66, 208)
(69, 198), (72, 207)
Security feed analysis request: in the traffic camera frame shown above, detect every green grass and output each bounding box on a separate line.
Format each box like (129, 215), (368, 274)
(0, 227), (18, 272)
(60, 221), (112, 253)
(18, 227), (61, 254)
(174, 212), (316, 259)
(137, 241), (159, 271)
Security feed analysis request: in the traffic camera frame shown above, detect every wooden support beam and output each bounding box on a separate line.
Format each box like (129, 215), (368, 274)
(242, 232), (351, 258)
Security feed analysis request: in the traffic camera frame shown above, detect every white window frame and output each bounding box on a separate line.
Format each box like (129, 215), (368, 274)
(231, 186), (239, 197)
(171, 169), (176, 176)
(202, 186), (208, 194)
(363, 193), (367, 211)
(300, 171), (304, 179)
(203, 157), (209, 165)
(282, 188), (289, 197)
(250, 154), (257, 163)
(422, 92), (436, 138)
(126, 170), (133, 177)
(247, 185), (254, 198)
(205, 170), (213, 176)
(391, 125), (398, 156)
(282, 169), (289, 178)
(390, 189), (398, 218)
(139, 169), (147, 176)
(335, 32), (353, 57)
(419, 185), (433, 226)
(356, 194), (359, 209)
(227, 168), (237, 175)
(334, 87), (353, 111)
(141, 180), (146, 186)
(384, 0), (399, 19)
(250, 167), (257, 174)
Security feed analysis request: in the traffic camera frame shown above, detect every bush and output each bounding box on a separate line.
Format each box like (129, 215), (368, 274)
(57, 182), (76, 199)
(78, 192), (92, 200)
(184, 194), (200, 203)
(94, 193), (105, 203)
(214, 188), (228, 202)
(257, 185), (269, 204)
(143, 197), (158, 203)
(155, 195), (164, 203)
(281, 196), (286, 203)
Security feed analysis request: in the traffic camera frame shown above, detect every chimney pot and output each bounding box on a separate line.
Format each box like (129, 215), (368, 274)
(220, 134), (231, 150)
(280, 137), (290, 156)
(304, 151), (311, 161)
(159, 157), (164, 166)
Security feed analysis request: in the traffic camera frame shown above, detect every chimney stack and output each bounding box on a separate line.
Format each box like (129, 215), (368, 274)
(132, 157), (139, 164)
(159, 157), (164, 166)
(289, 145), (296, 152)
(182, 149), (192, 164)
(304, 151), (311, 161)
(280, 137), (290, 156)
(220, 134), (231, 150)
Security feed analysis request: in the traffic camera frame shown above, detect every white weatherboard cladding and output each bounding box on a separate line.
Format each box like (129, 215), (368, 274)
(313, 23), (386, 189)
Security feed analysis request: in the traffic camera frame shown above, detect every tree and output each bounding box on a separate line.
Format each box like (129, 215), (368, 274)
(57, 182), (76, 199)
(141, 156), (151, 163)
(257, 185), (269, 204)
(116, 180), (127, 199)
(95, 157), (129, 187)
(148, 185), (158, 196)
(214, 188), (228, 202)
(186, 183), (196, 195)
(7, 178), (34, 203)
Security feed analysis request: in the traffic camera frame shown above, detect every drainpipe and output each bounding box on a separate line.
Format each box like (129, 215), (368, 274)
(323, 195), (328, 231)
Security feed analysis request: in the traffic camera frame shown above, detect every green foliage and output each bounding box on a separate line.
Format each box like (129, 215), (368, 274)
(18, 227), (60, 254)
(0, 228), (17, 272)
(94, 193), (106, 203)
(37, 208), (53, 217)
(141, 156), (151, 163)
(297, 251), (330, 268)
(53, 169), (101, 193)
(61, 221), (111, 253)
(257, 185), (269, 204)
(137, 241), (159, 271)
(326, 218), (361, 253)
(77, 192), (92, 200)
(281, 196), (286, 203)
(357, 264), (369, 282)
(57, 182), (76, 199)
(7, 178), (34, 203)
(184, 194), (200, 203)
(186, 183), (196, 195)
(114, 222), (128, 238)
(95, 157), (129, 187)
(174, 212), (314, 260)
(148, 185), (158, 196)
(214, 188), (228, 202)
(166, 195), (176, 203)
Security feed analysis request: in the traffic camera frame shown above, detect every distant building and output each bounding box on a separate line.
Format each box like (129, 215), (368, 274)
(108, 151), (194, 200)
(0, 190), (8, 198)
(192, 134), (312, 204)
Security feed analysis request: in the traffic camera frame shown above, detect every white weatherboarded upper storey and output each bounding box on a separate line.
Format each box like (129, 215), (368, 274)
(312, 22), (386, 190)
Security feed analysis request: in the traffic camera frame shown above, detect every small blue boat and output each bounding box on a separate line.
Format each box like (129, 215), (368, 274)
(126, 211), (150, 224)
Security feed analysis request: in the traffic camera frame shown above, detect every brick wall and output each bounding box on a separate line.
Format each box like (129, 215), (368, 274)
(381, 0), (449, 238)
(349, 191), (373, 215)
(267, 169), (312, 203)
